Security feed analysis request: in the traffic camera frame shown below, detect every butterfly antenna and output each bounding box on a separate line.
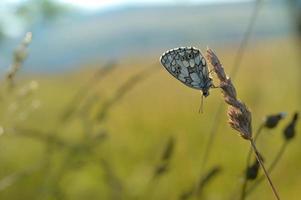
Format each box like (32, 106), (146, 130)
(198, 94), (204, 114)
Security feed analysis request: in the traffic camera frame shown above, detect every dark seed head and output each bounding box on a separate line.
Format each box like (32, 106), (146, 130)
(246, 154), (264, 180)
(264, 112), (286, 129)
(246, 160), (260, 180)
(283, 112), (299, 141)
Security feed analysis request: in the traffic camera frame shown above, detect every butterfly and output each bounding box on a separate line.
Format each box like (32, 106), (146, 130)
(160, 47), (213, 112)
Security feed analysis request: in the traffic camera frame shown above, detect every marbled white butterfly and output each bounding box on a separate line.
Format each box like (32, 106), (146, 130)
(160, 47), (213, 112)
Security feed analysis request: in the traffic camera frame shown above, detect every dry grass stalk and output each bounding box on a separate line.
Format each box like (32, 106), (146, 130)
(195, 166), (221, 196)
(6, 32), (32, 87)
(241, 112), (286, 198)
(245, 112), (299, 196)
(96, 66), (157, 121)
(154, 137), (175, 178)
(200, 0), (263, 170)
(179, 166), (221, 200)
(206, 48), (252, 140)
(60, 62), (116, 122)
(206, 48), (280, 200)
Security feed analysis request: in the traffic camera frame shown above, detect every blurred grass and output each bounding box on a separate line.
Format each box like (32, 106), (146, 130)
(0, 37), (300, 200)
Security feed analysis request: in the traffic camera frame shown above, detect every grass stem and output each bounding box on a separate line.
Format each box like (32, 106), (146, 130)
(250, 139), (280, 200)
(246, 142), (288, 196)
(240, 123), (264, 199)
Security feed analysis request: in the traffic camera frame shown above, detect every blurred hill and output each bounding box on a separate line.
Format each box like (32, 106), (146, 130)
(0, 1), (294, 72)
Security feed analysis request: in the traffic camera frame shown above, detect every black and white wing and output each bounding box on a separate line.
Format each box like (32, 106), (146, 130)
(160, 47), (209, 90)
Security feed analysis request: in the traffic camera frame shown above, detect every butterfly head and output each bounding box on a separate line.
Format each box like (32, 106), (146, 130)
(202, 89), (210, 97)
(202, 78), (213, 97)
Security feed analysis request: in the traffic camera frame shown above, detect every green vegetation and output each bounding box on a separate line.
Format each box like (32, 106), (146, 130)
(0, 38), (300, 200)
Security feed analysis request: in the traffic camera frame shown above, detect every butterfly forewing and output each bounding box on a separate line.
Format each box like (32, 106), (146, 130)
(160, 47), (211, 90)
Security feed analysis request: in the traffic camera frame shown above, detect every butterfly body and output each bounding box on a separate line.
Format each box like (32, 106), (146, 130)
(160, 47), (213, 97)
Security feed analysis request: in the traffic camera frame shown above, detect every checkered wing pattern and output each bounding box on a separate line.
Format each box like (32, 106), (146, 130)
(160, 47), (210, 90)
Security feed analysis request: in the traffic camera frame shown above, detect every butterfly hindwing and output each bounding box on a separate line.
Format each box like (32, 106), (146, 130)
(160, 47), (210, 90)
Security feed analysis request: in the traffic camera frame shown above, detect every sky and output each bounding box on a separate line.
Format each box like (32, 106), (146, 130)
(2, 0), (252, 11)
(0, 0), (251, 37)
(56, 0), (251, 10)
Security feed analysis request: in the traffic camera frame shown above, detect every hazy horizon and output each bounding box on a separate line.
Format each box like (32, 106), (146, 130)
(0, 0), (293, 73)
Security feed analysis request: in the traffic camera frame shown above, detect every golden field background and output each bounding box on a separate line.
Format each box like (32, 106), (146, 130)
(0, 37), (300, 200)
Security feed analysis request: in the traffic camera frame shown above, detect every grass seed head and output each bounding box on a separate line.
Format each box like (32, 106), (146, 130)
(283, 112), (299, 141)
(264, 112), (286, 129)
(206, 48), (252, 140)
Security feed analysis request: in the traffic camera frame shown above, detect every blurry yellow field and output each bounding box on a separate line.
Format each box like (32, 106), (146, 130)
(0, 38), (300, 200)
